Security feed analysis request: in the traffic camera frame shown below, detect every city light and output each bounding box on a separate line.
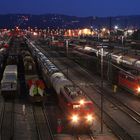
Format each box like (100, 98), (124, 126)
(33, 32), (38, 36)
(114, 25), (118, 29)
(102, 28), (106, 32)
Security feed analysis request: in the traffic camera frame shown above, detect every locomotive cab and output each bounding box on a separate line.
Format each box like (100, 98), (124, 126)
(69, 96), (94, 126)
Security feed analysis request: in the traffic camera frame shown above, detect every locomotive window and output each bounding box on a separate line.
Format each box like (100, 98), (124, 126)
(73, 105), (80, 109)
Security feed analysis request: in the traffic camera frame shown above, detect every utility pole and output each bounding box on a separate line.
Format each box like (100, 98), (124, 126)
(109, 17), (112, 31)
(109, 17), (112, 42)
(100, 47), (104, 133)
(66, 40), (69, 57)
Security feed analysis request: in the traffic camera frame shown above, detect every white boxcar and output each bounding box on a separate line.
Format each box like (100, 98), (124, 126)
(1, 65), (18, 97)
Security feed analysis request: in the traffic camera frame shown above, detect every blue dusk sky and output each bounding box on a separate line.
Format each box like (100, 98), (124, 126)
(0, 0), (140, 17)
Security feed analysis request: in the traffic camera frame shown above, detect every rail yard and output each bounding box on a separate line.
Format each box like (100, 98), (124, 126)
(0, 29), (139, 140)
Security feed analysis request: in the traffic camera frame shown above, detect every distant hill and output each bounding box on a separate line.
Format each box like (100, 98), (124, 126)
(0, 14), (140, 29)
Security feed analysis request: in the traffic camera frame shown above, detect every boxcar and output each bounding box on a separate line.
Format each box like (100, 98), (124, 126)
(1, 65), (18, 97)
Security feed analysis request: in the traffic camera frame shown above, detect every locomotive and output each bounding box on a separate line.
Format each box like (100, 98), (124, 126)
(27, 39), (94, 126)
(59, 85), (94, 126)
(118, 71), (140, 96)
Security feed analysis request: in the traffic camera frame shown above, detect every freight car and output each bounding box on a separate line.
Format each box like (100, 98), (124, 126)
(6, 54), (19, 65)
(21, 50), (47, 102)
(1, 65), (18, 98)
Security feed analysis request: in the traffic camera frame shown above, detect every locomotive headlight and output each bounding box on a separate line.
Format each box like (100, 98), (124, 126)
(71, 115), (79, 123)
(86, 114), (93, 122)
(136, 87), (140, 93)
(79, 99), (85, 105)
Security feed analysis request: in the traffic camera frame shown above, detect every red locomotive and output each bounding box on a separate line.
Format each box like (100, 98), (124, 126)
(58, 85), (94, 126)
(118, 71), (140, 96)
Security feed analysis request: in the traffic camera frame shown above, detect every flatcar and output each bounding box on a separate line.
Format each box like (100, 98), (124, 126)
(118, 71), (140, 96)
(1, 65), (18, 98)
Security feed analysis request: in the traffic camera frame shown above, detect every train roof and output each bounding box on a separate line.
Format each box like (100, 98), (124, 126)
(63, 85), (92, 103)
(4, 65), (17, 72)
(64, 85), (83, 98)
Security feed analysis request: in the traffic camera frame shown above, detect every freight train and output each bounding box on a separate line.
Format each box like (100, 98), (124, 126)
(21, 49), (47, 103)
(70, 44), (140, 96)
(27, 40), (94, 126)
(49, 39), (140, 96)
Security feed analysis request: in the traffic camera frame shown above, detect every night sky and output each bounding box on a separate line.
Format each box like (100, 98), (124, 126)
(0, 0), (140, 17)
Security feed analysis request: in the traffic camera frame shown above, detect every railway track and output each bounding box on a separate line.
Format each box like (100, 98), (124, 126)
(0, 100), (15, 140)
(75, 134), (95, 140)
(42, 105), (55, 140)
(30, 40), (140, 139)
(59, 59), (139, 139)
(96, 86), (140, 124)
(71, 56), (140, 125)
(32, 105), (54, 140)
(46, 44), (140, 124)
(39, 44), (140, 117)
